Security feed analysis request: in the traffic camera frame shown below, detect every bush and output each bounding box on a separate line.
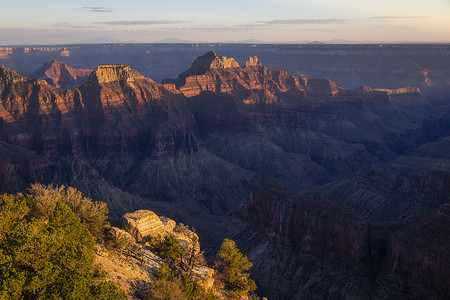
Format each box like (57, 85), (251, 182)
(157, 263), (174, 281)
(29, 183), (109, 238)
(89, 281), (127, 299)
(148, 261), (219, 300)
(146, 278), (187, 300)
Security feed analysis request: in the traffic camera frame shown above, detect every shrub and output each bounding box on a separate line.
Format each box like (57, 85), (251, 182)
(146, 278), (187, 300)
(28, 183), (109, 238)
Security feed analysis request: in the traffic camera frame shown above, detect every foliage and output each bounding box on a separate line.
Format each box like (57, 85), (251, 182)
(147, 265), (219, 300)
(28, 183), (109, 238)
(157, 263), (174, 281)
(217, 238), (257, 294)
(0, 187), (126, 299)
(104, 228), (130, 251)
(89, 281), (127, 300)
(180, 275), (220, 300)
(145, 277), (187, 300)
(152, 228), (205, 281)
(107, 235), (129, 250)
(157, 235), (185, 269)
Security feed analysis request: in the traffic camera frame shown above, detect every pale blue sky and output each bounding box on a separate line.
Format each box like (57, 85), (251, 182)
(0, 0), (449, 44)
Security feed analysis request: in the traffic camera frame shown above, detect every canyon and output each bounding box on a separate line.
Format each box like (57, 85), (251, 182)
(1, 44), (449, 94)
(0, 48), (449, 299)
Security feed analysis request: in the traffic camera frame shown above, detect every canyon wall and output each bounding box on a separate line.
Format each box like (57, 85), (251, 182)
(0, 51), (449, 299)
(230, 176), (449, 299)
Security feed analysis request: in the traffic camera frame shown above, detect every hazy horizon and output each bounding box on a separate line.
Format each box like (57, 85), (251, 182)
(0, 0), (449, 45)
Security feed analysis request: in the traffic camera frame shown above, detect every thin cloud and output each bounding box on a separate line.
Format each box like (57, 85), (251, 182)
(83, 6), (114, 13)
(370, 16), (425, 20)
(259, 18), (352, 25)
(95, 20), (191, 26)
(53, 22), (94, 29)
(158, 25), (244, 32)
(54, 22), (71, 27)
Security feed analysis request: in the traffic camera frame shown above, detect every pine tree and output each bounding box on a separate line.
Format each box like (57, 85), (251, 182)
(217, 238), (257, 294)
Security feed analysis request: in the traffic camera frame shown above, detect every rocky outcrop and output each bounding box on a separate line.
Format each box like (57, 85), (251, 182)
(122, 210), (175, 242)
(104, 226), (135, 244)
(29, 59), (92, 89)
(103, 209), (215, 297)
(163, 52), (424, 117)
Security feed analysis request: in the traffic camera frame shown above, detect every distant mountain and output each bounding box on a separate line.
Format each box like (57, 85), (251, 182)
(157, 38), (192, 43)
(234, 39), (265, 44)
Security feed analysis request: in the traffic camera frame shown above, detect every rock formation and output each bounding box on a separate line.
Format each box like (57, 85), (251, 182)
(97, 209), (215, 299)
(0, 52), (449, 299)
(29, 59), (92, 89)
(122, 210), (175, 242)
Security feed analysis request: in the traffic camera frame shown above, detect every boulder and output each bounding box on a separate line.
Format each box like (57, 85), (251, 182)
(122, 210), (172, 242)
(192, 266), (215, 289)
(104, 226), (135, 244)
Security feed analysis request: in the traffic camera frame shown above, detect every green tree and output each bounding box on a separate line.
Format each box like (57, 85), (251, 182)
(157, 235), (185, 270)
(0, 187), (126, 299)
(217, 238), (257, 294)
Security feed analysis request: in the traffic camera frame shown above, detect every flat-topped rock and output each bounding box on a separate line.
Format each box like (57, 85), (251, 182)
(122, 210), (171, 242)
(87, 64), (146, 84)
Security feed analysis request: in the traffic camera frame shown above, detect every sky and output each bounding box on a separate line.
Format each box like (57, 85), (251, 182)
(0, 0), (449, 45)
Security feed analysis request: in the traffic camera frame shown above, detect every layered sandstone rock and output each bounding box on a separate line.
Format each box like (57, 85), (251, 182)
(122, 210), (175, 242)
(29, 59), (92, 89)
(87, 64), (145, 84)
(163, 52), (306, 98)
(192, 266), (215, 289)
